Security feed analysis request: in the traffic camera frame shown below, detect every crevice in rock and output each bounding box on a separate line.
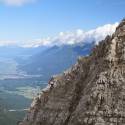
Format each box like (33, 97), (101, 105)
(64, 73), (88, 125)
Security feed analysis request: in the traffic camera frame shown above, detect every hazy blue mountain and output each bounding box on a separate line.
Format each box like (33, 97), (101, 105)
(19, 42), (95, 80)
(0, 42), (94, 81)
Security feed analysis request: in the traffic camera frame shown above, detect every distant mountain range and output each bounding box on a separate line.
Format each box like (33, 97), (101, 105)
(18, 42), (95, 80)
(0, 41), (94, 81)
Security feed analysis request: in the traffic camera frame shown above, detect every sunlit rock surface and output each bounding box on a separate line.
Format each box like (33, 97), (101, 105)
(20, 19), (125, 125)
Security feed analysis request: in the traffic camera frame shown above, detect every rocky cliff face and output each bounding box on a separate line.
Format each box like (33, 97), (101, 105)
(19, 19), (125, 125)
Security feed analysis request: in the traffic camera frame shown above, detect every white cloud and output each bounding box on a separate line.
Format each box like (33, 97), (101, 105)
(0, 22), (119, 48)
(0, 0), (35, 6)
(22, 22), (118, 47)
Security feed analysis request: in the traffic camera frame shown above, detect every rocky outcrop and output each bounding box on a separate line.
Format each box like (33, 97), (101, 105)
(20, 19), (125, 125)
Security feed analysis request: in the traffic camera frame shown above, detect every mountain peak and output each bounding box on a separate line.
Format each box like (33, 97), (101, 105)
(19, 19), (125, 125)
(91, 19), (125, 65)
(115, 18), (125, 37)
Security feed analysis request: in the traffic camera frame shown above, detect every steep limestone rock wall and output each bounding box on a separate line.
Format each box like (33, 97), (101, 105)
(20, 19), (125, 125)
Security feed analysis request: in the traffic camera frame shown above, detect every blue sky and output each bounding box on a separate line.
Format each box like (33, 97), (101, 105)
(0, 0), (124, 42)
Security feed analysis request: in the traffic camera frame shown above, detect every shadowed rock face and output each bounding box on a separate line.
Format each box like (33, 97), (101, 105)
(20, 19), (125, 125)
